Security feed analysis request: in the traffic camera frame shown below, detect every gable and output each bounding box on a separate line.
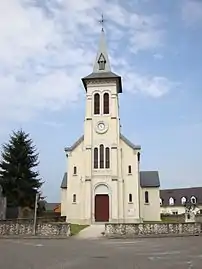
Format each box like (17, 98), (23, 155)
(120, 133), (141, 150)
(65, 135), (84, 152)
(60, 172), (67, 188)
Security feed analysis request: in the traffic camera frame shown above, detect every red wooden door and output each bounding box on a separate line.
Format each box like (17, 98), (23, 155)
(95, 194), (109, 222)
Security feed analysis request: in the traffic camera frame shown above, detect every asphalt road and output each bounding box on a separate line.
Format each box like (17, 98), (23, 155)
(0, 236), (202, 268)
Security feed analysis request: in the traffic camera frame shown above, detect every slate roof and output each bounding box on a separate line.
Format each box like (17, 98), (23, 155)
(60, 171), (159, 189)
(160, 187), (202, 206)
(140, 171), (160, 188)
(64, 133), (141, 153)
(65, 135), (84, 152)
(120, 134), (141, 150)
(60, 172), (67, 188)
(81, 72), (122, 93)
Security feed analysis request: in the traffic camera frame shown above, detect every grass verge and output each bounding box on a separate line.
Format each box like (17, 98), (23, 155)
(70, 224), (89, 236)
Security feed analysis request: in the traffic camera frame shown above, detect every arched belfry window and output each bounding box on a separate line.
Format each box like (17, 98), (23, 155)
(98, 53), (106, 70)
(94, 148), (98, 169)
(99, 144), (104, 169)
(94, 93), (100, 115)
(105, 147), (110, 168)
(103, 93), (109, 114)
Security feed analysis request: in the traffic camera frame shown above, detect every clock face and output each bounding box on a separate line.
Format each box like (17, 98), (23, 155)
(96, 121), (108, 134)
(98, 122), (105, 130)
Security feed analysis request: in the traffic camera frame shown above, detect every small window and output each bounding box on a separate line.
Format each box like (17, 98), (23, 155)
(99, 144), (104, 169)
(191, 196), (196, 204)
(181, 197), (186, 205)
(169, 197), (174, 205)
(128, 165), (132, 174)
(98, 53), (106, 70)
(99, 61), (105, 70)
(129, 193), (132, 203)
(73, 166), (77, 175)
(73, 194), (76, 203)
(160, 198), (162, 205)
(145, 191), (149, 204)
(94, 148), (98, 169)
(105, 147), (110, 169)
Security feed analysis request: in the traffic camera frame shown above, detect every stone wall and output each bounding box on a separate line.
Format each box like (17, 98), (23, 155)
(105, 223), (202, 238)
(0, 219), (70, 237)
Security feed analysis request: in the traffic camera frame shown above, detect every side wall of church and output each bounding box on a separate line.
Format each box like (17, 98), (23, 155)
(120, 138), (141, 222)
(65, 142), (87, 224)
(60, 188), (67, 217)
(141, 187), (161, 221)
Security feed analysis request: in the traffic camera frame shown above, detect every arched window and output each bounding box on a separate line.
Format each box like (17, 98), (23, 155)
(191, 196), (196, 204)
(94, 93), (100, 115)
(73, 194), (76, 203)
(145, 191), (149, 204)
(105, 147), (110, 168)
(103, 93), (109, 114)
(73, 166), (77, 175)
(169, 197), (174, 205)
(181, 197), (186, 205)
(160, 198), (162, 205)
(99, 144), (104, 169)
(129, 193), (132, 203)
(94, 148), (98, 169)
(128, 165), (132, 174)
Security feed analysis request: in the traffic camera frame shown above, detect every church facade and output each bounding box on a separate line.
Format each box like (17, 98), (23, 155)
(60, 29), (161, 224)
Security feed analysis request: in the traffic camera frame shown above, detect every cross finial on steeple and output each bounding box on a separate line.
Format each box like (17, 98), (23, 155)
(99, 14), (105, 32)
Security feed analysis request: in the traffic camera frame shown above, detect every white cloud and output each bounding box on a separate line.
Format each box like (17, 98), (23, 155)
(182, 0), (202, 25)
(0, 0), (174, 128)
(153, 53), (164, 60)
(123, 73), (176, 98)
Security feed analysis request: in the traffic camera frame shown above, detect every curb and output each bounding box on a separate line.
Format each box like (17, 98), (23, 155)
(0, 236), (69, 240)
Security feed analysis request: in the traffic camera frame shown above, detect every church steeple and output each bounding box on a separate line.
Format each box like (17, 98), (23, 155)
(93, 29), (111, 73)
(81, 21), (122, 94)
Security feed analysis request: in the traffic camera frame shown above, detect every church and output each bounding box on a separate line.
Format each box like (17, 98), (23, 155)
(60, 28), (161, 224)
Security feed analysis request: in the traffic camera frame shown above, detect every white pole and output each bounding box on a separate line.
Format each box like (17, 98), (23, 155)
(33, 193), (39, 235)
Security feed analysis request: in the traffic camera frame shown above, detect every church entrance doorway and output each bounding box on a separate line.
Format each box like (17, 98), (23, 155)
(95, 194), (109, 222)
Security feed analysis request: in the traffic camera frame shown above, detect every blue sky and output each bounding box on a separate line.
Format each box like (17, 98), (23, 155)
(0, 0), (201, 202)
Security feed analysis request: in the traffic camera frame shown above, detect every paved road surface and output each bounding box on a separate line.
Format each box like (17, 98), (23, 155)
(0, 236), (202, 268)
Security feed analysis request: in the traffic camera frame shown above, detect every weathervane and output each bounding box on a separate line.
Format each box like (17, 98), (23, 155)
(99, 14), (106, 31)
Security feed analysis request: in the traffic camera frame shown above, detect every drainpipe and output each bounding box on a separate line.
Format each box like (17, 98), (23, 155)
(137, 152), (142, 223)
(120, 148), (125, 222)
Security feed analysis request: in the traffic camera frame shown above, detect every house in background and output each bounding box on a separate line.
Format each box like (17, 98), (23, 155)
(160, 187), (202, 215)
(45, 203), (61, 214)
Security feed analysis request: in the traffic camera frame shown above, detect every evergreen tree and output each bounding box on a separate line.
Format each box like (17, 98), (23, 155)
(0, 130), (43, 210)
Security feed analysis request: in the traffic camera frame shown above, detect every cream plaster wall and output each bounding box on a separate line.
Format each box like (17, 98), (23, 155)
(141, 187), (161, 221)
(60, 188), (67, 217)
(61, 78), (160, 224)
(119, 138), (141, 222)
(65, 141), (86, 224)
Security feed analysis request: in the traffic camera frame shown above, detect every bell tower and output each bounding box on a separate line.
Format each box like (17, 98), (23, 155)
(81, 27), (123, 181)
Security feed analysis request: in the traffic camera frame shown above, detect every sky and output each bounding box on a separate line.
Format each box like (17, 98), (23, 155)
(0, 0), (201, 202)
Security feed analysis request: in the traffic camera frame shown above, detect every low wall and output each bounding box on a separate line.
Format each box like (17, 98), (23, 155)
(0, 219), (70, 237)
(105, 223), (202, 238)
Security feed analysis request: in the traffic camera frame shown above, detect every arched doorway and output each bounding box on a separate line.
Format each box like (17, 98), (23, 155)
(94, 184), (109, 222)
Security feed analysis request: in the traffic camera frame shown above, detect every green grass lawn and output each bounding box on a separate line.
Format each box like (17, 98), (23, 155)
(70, 224), (89, 236)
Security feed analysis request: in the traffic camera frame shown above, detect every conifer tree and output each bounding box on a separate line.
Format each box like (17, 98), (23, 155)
(0, 130), (43, 210)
